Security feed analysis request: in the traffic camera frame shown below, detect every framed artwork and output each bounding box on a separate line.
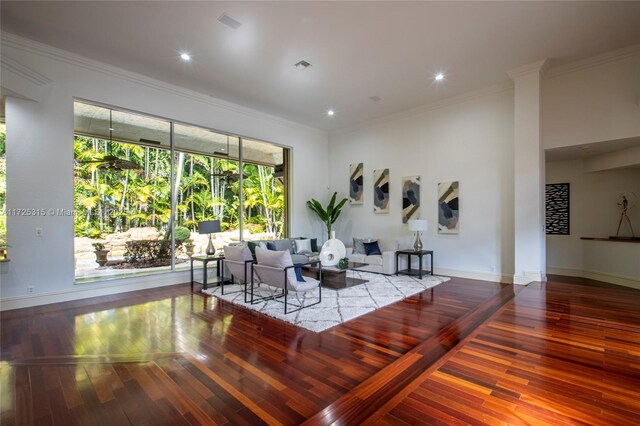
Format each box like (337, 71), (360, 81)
(438, 181), (459, 234)
(545, 183), (570, 235)
(373, 168), (390, 214)
(401, 176), (420, 223)
(349, 163), (364, 204)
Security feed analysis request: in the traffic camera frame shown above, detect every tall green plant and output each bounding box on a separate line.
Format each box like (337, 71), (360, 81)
(306, 192), (348, 240)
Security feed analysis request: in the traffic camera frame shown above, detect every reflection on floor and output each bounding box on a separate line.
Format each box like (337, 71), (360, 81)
(1, 275), (639, 425)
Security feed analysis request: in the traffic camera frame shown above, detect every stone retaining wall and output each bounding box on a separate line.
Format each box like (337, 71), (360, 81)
(75, 227), (276, 261)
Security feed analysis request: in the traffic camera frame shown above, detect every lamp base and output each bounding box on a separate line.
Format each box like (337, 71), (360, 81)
(206, 234), (216, 255)
(413, 232), (423, 252)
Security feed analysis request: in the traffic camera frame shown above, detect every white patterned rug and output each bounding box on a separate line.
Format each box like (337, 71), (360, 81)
(201, 271), (450, 332)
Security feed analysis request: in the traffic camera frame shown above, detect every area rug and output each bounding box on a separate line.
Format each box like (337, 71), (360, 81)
(201, 271), (450, 332)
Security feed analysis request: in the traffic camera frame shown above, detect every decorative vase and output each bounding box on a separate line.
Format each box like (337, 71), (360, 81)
(320, 239), (346, 266)
(185, 243), (195, 257)
(94, 250), (110, 267)
(330, 230), (336, 240)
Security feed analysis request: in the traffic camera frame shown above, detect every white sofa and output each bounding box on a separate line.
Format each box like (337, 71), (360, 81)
(346, 238), (399, 275)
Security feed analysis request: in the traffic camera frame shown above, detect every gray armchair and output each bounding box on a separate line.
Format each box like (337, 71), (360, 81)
(222, 245), (258, 301)
(252, 247), (322, 314)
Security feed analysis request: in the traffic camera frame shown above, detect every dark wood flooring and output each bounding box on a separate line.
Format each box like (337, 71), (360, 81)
(1, 275), (639, 425)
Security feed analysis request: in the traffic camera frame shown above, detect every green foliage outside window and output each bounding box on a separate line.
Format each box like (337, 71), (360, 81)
(73, 136), (285, 240)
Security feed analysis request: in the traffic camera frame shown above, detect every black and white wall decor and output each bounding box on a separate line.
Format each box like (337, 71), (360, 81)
(545, 183), (570, 235)
(373, 168), (390, 214)
(349, 163), (364, 204)
(438, 181), (460, 234)
(402, 175), (420, 223)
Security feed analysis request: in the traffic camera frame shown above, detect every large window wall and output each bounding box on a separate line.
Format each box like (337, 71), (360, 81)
(73, 101), (289, 282)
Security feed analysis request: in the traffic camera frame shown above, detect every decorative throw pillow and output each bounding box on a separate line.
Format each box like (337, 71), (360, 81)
(294, 238), (312, 254)
(266, 242), (277, 251)
(353, 237), (371, 254)
(310, 238), (318, 252)
(363, 241), (382, 256)
(247, 241), (259, 257)
(273, 239), (293, 253)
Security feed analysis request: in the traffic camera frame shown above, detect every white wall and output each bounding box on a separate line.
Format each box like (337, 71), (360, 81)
(328, 87), (515, 282)
(0, 33), (328, 308)
(543, 46), (640, 149)
(546, 159), (640, 285)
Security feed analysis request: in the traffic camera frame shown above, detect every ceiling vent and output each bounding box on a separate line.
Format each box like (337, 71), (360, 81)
(218, 13), (242, 30)
(294, 60), (312, 69)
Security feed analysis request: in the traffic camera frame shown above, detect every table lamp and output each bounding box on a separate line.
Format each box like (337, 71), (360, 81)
(198, 220), (221, 255)
(408, 219), (428, 251)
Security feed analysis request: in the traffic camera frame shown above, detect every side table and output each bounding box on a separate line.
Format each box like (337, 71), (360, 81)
(190, 254), (231, 291)
(396, 249), (434, 279)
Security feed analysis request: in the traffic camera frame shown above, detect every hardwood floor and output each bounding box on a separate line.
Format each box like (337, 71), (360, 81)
(1, 275), (639, 425)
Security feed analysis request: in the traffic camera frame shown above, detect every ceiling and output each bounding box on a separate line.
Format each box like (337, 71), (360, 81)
(2, 1), (640, 131)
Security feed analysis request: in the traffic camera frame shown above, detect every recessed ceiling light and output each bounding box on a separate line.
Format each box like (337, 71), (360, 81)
(218, 13), (242, 30)
(180, 52), (191, 61)
(294, 60), (312, 69)
(327, 109), (335, 116)
(435, 73), (444, 81)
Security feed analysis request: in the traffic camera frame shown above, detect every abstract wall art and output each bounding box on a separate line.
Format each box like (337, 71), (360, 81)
(349, 163), (364, 204)
(438, 181), (459, 234)
(373, 168), (390, 214)
(545, 183), (570, 235)
(401, 176), (420, 223)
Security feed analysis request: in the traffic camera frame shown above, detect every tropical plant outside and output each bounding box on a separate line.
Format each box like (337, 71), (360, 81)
(74, 136), (284, 239)
(73, 134), (285, 278)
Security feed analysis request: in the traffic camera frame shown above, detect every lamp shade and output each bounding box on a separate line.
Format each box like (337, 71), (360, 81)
(198, 220), (221, 234)
(408, 219), (428, 232)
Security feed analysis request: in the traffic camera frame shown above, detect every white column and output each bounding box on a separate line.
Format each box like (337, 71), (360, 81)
(508, 60), (547, 285)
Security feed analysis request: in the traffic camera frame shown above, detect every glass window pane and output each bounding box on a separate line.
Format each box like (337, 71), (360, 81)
(173, 124), (241, 272)
(74, 102), (171, 282)
(241, 139), (288, 240)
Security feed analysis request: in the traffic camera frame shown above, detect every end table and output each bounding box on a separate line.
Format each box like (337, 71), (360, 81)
(395, 249), (434, 279)
(190, 254), (231, 292)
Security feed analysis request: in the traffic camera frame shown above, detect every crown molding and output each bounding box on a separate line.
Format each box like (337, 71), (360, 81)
(545, 43), (640, 79)
(0, 55), (53, 86)
(0, 31), (327, 138)
(331, 80), (513, 137)
(507, 59), (548, 80)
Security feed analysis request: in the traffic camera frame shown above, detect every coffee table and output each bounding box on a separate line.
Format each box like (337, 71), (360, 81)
(305, 262), (368, 289)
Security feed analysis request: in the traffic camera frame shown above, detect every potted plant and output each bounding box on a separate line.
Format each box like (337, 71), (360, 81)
(92, 242), (110, 267)
(338, 257), (350, 269)
(184, 238), (195, 257)
(307, 192), (348, 241)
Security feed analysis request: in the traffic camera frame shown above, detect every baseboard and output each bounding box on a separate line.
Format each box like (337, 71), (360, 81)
(547, 267), (640, 289)
(513, 271), (546, 285)
(436, 268), (513, 284)
(0, 271), (191, 311)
